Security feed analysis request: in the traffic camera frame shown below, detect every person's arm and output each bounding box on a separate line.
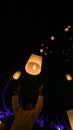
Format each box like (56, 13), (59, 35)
(12, 94), (21, 114)
(32, 84), (44, 118)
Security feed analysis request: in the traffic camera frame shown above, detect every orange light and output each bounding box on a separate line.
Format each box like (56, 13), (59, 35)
(64, 27), (69, 32)
(13, 71), (21, 80)
(50, 36), (55, 41)
(65, 73), (72, 81)
(40, 48), (44, 53)
(25, 54), (43, 75)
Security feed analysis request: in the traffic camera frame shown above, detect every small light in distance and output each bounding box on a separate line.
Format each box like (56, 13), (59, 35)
(68, 25), (71, 29)
(50, 36), (55, 41)
(65, 73), (72, 81)
(46, 46), (48, 49)
(41, 43), (44, 46)
(45, 52), (47, 55)
(40, 48), (44, 53)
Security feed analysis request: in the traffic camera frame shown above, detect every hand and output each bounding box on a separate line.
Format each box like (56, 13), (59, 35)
(39, 84), (44, 95)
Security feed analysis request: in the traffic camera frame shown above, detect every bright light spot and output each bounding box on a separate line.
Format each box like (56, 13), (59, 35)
(32, 64), (36, 70)
(65, 73), (72, 81)
(64, 27), (69, 32)
(40, 49), (44, 53)
(45, 52), (47, 55)
(13, 71), (21, 80)
(0, 120), (2, 124)
(50, 36), (55, 41)
(68, 25), (71, 29)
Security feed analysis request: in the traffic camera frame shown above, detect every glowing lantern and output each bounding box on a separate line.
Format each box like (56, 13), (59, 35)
(65, 73), (72, 81)
(50, 36), (55, 41)
(67, 110), (73, 129)
(64, 27), (69, 32)
(40, 49), (44, 53)
(25, 54), (43, 75)
(13, 71), (21, 80)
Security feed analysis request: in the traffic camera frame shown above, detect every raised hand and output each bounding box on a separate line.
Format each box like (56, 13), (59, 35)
(39, 84), (44, 95)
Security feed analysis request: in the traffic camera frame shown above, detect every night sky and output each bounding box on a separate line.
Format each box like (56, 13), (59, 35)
(0, 0), (73, 114)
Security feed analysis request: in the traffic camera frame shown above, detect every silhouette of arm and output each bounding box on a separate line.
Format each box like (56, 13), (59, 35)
(32, 84), (44, 119)
(12, 95), (21, 114)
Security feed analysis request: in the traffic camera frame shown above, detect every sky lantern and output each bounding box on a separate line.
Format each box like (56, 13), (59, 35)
(65, 73), (72, 81)
(13, 71), (21, 80)
(67, 110), (73, 129)
(25, 54), (43, 75)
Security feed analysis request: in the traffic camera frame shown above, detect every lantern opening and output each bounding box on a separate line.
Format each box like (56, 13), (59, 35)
(25, 54), (43, 75)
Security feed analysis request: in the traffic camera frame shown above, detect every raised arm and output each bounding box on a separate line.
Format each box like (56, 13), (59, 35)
(12, 83), (23, 114)
(32, 84), (44, 118)
(12, 94), (21, 114)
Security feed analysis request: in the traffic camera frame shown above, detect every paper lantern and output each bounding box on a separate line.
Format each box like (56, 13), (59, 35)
(67, 109), (73, 129)
(25, 54), (43, 75)
(65, 73), (72, 81)
(13, 71), (21, 80)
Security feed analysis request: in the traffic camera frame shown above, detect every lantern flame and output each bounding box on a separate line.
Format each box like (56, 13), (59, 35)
(25, 54), (42, 75)
(32, 64), (36, 70)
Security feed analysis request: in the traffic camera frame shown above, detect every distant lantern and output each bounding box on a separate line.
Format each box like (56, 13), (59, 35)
(67, 110), (73, 129)
(40, 48), (44, 53)
(25, 54), (43, 75)
(64, 27), (69, 32)
(65, 73), (72, 81)
(13, 71), (21, 80)
(50, 36), (55, 41)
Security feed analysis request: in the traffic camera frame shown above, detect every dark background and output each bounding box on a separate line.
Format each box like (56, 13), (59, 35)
(0, 0), (73, 116)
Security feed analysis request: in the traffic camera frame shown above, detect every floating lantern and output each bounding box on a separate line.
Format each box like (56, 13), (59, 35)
(13, 71), (21, 80)
(25, 54), (43, 75)
(67, 109), (73, 129)
(65, 73), (72, 81)
(50, 36), (55, 41)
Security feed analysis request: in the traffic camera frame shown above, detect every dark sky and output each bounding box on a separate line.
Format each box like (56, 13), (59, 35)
(0, 0), (73, 112)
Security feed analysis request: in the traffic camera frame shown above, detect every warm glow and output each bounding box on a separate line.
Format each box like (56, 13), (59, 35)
(64, 27), (69, 32)
(32, 64), (36, 70)
(40, 48), (44, 53)
(67, 110), (73, 129)
(65, 73), (72, 81)
(25, 54), (43, 75)
(13, 71), (21, 80)
(50, 36), (55, 40)
(68, 25), (71, 29)
(0, 120), (2, 124)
